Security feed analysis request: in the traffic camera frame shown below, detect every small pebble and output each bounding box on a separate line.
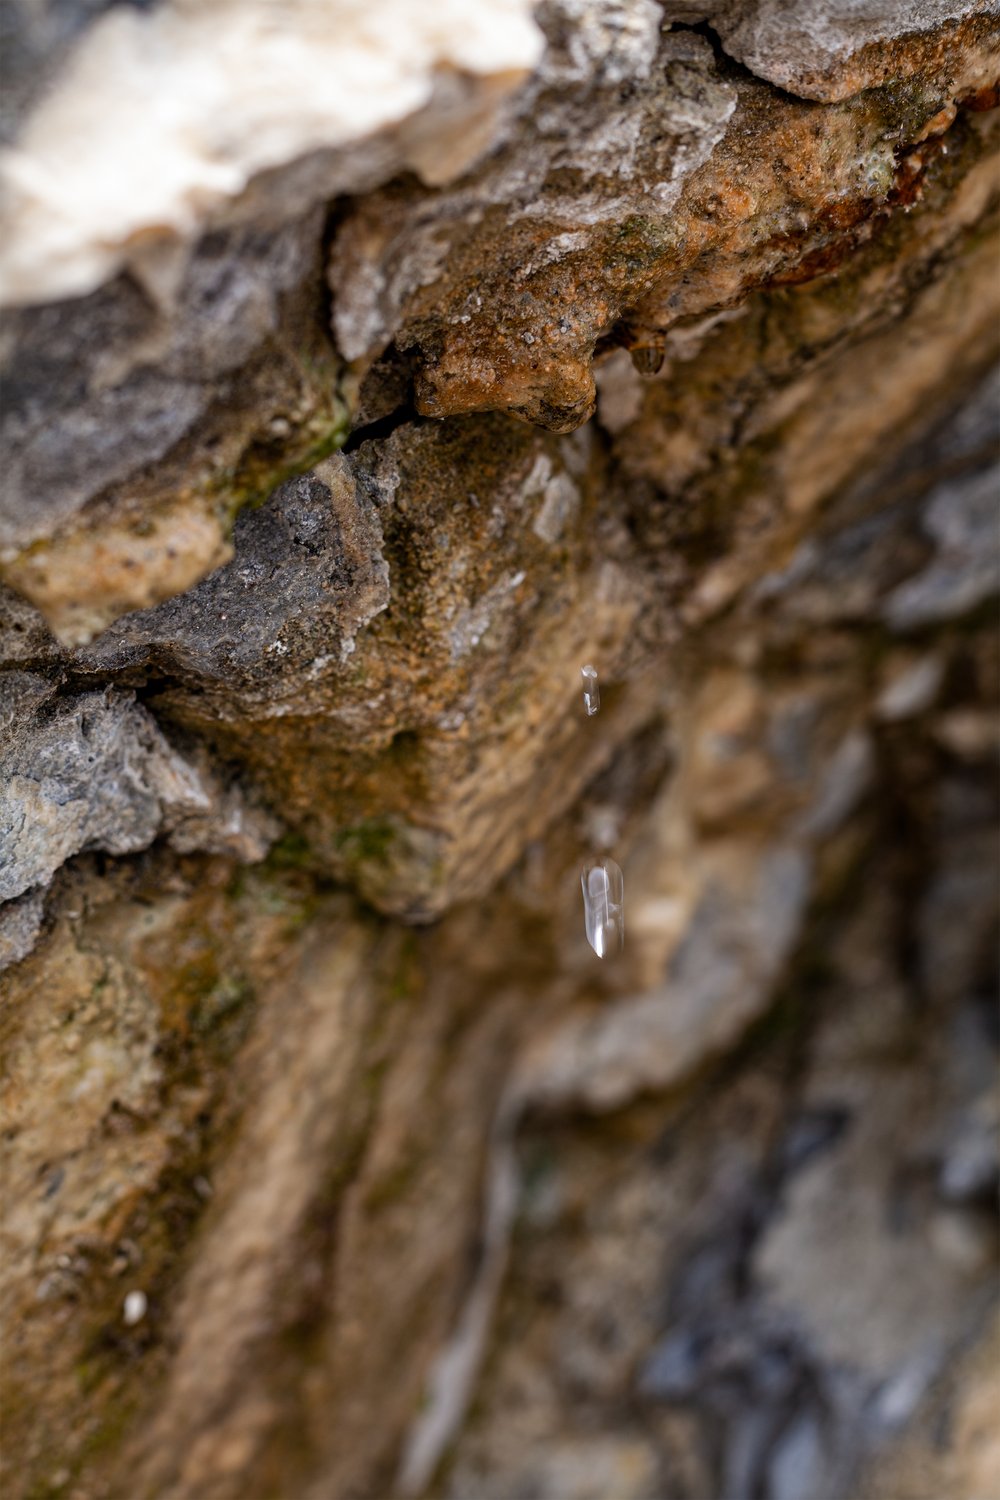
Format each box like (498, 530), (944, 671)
(123, 1290), (147, 1326)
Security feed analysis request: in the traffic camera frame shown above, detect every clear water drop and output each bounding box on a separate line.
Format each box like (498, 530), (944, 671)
(581, 664), (600, 716)
(581, 857), (624, 958)
(630, 344), (665, 377)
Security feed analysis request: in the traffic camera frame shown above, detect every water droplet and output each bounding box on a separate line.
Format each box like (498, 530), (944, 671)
(581, 663), (600, 716)
(581, 857), (624, 958)
(123, 1290), (147, 1326)
(630, 344), (664, 377)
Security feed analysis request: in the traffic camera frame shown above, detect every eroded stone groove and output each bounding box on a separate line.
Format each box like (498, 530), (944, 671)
(1, 4), (998, 1498)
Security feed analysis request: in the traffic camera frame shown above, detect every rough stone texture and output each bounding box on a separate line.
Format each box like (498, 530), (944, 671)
(0, 884), (45, 970)
(0, 674), (275, 913)
(329, 7), (998, 431)
(4, 1), (996, 647)
(707, 0), (997, 100)
(66, 421), (651, 918)
(0, 4), (998, 1500)
(437, 847), (997, 1500)
(0, 208), (349, 642)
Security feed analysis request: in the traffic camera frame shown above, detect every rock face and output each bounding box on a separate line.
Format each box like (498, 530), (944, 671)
(0, 4), (997, 1499)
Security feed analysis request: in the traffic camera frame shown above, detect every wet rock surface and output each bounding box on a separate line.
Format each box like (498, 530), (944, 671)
(0, 3), (998, 1498)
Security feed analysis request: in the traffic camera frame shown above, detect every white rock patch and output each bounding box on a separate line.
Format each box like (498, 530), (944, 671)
(0, 0), (542, 305)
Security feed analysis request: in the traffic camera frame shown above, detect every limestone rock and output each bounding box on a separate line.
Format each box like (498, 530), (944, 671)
(0, 885), (45, 972)
(0, 675), (275, 905)
(330, 13), (997, 432)
(707, 0), (998, 101)
(0, 208), (347, 640)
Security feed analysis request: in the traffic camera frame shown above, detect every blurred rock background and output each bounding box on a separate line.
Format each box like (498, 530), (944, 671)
(0, 2), (997, 1497)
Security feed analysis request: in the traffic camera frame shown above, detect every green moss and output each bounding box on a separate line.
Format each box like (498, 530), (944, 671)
(232, 861), (329, 940)
(213, 399), (351, 530)
(604, 213), (684, 283)
(0, 383), (351, 597)
(191, 975), (252, 1034)
(266, 832), (318, 871)
(388, 931), (422, 1003)
(65, 1385), (141, 1489)
(868, 74), (941, 144)
(12, 1354), (144, 1498)
(335, 817), (400, 868)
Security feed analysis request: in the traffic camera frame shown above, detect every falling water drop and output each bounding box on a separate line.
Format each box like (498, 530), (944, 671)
(630, 344), (665, 377)
(581, 857), (624, 958)
(581, 664), (600, 716)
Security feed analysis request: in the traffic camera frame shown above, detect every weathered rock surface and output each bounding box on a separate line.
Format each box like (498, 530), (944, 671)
(707, 0), (996, 99)
(1, 3), (997, 1498)
(330, 7), (998, 430)
(0, 675), (274, 915)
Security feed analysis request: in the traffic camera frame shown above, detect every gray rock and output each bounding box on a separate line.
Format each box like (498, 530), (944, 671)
(80, 456), (389, 708)
(0, 211), (325, 551)
(755, 371), (1000, 630)
(0, 674), (274, 903)
(884, 466), (1000, 631)
(938, 1098), (998, 1203)
(3, 371), (207, 550)
(705, 0), (992, 101)
(795, 730), (873, 838)
(917, 826), (999, 1005)
(0, 883), (45, 971)
(768, 1409), (826, 1500)
(0, 583), (61, 670)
